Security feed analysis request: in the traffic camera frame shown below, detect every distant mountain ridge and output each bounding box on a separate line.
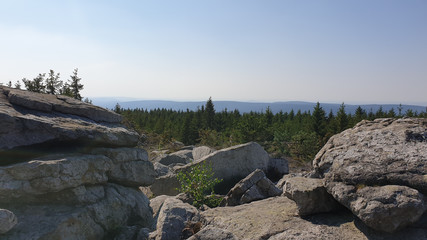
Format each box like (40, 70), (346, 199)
(92, 98), (426, 115)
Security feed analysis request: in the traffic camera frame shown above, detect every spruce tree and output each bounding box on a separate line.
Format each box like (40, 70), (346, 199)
(45, 70), (62, 95)
(312, 102), (326, 138)
(69, 68), (83, 100)
(205, 97), (215, 130)
(336, 103), (349, 132)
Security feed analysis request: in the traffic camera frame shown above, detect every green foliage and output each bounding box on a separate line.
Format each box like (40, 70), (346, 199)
(176, 163), (223, 208)
(119, 98), (426, 164)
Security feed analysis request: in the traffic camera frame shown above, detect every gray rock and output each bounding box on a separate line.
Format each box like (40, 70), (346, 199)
(0, 209), (17, 234)
(192, 146), (215, 161)
(171, 149), (193, 159)
(314, 118), (427, 193)
(267, 158), (289, 180)
(153, 162), (173, 177)
(283, 177), (340, 216)
(154, 198), (200, 240)
(177, 142), (270, 184)
(0, 86), (139, 154)
(2, 184), (154, 239)
(150, 195), (173, 220)
(146, 174), (180, 197)
(155, 154), (191, 167)
(187, 226), (237, 240)
(221, 169), (282, 206)
(328, 183), (426, 233)
(95, 148), (156, 187)
(312, 118), (427, 232)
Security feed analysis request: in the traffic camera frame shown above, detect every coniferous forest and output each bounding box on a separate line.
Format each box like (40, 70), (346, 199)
(117, 98), (427, 163)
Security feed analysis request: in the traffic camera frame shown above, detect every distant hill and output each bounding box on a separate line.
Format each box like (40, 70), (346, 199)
(92, 98), (426, 115)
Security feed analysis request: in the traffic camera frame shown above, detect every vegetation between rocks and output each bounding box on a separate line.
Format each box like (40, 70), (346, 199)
(176, 163), (223, 208)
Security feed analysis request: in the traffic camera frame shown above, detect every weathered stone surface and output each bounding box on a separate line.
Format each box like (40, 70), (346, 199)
(153, 162), (173, 177)
(0, 86), (139, 154)
(312, 118), (427, 232)
(314, 118), (427, 192)
(93, 148), (156, 187)
(221, 169), (282, 206)
(192, 146), (215, 161)
(154, 198), (200, 240)
(145, 175), (180, 197)
(1, 184), (154, 240)
(150, 195), (173, 220)
(267, 158), (289, 180)
(328, 182), (426, 233)
(4, 87), (122, 123)
(155, 153), (191, 167)
(187, 226), (237, 240)
(177, 142), (270, 184)
(0, 209), (17, 234)
(283, 177), (340, 216)
(201, 196), (427, 240)
(0, 149), (156, 203)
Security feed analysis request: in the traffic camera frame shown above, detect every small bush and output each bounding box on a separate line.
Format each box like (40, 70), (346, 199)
(176, 162), (223, 208)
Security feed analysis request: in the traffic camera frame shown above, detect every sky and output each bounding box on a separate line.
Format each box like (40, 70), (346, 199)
(0, 0), (426, 105)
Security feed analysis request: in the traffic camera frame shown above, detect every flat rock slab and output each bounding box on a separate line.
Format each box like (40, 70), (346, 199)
(0, 87), (139, 156)
(200, 196), (427, 240)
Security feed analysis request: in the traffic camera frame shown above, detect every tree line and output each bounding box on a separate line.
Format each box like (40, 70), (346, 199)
(117, 98), (427, 162)
(3, 68), (86, 101)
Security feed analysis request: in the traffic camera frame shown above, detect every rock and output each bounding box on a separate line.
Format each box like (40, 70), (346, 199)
(328, 182), (426, 233)
(93, 147), (156, 187)
(221, 169), (282, 206)
(192, 146), (215, 161)
(314, 118), (427, 192)
(137, 228), (150, 240)
(0, 149), (156, 203)
(154, 198), (200, 240)
(114, 225), (140, 240)
(312, 118), (427, 232)
(187, 226), (237, 240)
(155, 153), (191, 167)
(0, 209), (17, 234)
(171, 149), (193, 159)
(283, 177), (340, 216)
(153, 162), (173, 177)
(145, 175), (180, 197)
(0, 87), (139, 161)
(266, 158), (289, 181)
(177, 142), (270, 188)
(2, 184), (154, 239)
(150, 195), (173, 220)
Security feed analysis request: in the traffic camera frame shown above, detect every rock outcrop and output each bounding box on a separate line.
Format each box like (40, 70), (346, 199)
(221, 169), (282, 206)
(0, 86), (139, 165)
(313, 118), (427, 232)
(283, 176), (340, 216)
(0, 88), (155, 239)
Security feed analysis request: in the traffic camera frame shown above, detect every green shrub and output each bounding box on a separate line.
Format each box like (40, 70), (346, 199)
(176, 162), (223, 208)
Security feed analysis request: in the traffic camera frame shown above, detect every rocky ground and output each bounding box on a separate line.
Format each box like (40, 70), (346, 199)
(1, 86), (427, 240)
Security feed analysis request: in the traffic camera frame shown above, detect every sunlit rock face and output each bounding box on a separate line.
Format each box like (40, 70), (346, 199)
(313, 118), (427, 232)
(0, 87), (155, 239)
(0, 86), (139, 165)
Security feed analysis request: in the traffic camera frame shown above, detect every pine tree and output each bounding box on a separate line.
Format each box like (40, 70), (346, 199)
(45, 70), (62, 94)
(205, 97), (215, 130)
(312, 102), (326, 138)
(69, 68), (83, 100)
(23, 74), (46, 93)
(336, 103), (349, 132)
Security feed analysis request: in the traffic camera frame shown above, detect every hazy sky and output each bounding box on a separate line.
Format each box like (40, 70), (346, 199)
(1, 1), (426, 105)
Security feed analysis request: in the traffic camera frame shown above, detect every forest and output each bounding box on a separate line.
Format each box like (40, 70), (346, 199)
(116, 98), (427, 163)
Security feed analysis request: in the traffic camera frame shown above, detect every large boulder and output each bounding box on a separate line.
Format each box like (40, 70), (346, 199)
(192, 146), (215, 161)
(0, 209), (17, 234)
(313, 118), (427, 232)
(221, 169), (282, 206)
(152, 198), (200, 240)
(0, 86), (139, 164)
(0, 148), (155, 203)
(283, 176), (340, 216)
(176, 142), (270, 188)
(328, 182), (426, 233)
(1, 184), (154, 240)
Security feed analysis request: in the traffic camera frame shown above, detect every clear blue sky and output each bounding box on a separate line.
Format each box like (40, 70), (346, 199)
(1, 1), (426, 105)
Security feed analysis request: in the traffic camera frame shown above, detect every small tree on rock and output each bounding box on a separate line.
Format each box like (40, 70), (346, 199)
(45, 70), (62, 95)
(68, 68), (83, 100)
